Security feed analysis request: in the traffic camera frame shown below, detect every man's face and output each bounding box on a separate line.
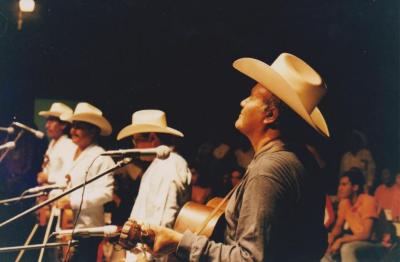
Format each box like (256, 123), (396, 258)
(230, 170), (242, 187)
(235, 83), (272, 136)
(381, 169), (392, 186)
(132, 133), (154, 149)
(70, 121), (94, 148)
(131, 133), (158, 161)
(45, 117), (65, 139)
(338, 176), (357, 200)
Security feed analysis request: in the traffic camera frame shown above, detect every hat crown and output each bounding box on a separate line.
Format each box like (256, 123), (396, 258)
(132, 110), (167, 128)
(49, 102), (73, 115)
(271, 53), (326, 114)
(74, 102), (103, 116)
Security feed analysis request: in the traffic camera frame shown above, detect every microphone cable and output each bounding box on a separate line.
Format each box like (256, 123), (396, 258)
(63, 154), (101, 262)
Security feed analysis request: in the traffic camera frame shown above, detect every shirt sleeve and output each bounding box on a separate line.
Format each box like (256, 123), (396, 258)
(176, 174), (286, 262)
(160, 158), (192, 228)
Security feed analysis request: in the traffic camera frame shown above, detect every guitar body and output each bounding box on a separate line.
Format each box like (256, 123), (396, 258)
(167, 197), (227, 261)
(173, 197), (226, 240)
(120, 197), (228, 261)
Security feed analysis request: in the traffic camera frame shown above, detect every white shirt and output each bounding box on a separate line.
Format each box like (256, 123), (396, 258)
(43, 135), (76, 184)
(67, 144), (115, 228)
(126, 152), (191, 262)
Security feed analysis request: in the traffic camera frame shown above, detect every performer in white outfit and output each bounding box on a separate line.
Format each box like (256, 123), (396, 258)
(116, 109), (191, 262)
(37, 102), (76, 186)
(57, 102), (115, 261)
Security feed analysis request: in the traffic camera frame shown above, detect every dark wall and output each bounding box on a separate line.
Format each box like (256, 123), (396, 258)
(0, 0), (399, 169)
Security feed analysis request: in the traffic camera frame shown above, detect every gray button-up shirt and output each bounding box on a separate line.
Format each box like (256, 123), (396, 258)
(177, 139), (327, 261)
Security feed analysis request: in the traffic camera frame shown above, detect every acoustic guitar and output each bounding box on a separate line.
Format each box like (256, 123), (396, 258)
(119, 197), (227, 260)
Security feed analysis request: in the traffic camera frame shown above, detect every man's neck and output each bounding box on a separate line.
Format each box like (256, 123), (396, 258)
(250, 129), (281, 154)
(350, 193), (360, 205)
(74, 143), (92, 160)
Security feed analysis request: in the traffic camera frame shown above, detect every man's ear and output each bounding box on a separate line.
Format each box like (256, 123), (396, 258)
(263, 106), (279, 125)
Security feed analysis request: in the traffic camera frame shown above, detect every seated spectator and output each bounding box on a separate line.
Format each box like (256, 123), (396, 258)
(391, 171), (400, 221)
(322, 168), (386, 262)
(374, 168), (394, 216)
(340, 130), (376, 193)
(230, 165), (245, 188)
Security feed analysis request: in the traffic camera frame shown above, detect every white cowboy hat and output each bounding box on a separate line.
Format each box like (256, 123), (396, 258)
(233, 53), (330, 137)
(117, 109), (183, 140)
(61, 102), (112, 136)
(38, 102), (73, 121)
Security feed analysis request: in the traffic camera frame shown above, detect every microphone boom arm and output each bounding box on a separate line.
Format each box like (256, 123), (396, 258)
(0, 157), (133, 229)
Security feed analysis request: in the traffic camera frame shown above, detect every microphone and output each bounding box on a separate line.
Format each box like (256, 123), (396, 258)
(0, 141), (16, 151)
(0, 127), (14, 134)
(25, 184), (67, 194)
(12, 122), (45, 139)
(101, 145), (171, 160)
(54, 225), (120, 238)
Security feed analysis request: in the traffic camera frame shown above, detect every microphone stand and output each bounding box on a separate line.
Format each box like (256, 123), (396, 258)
(0, 129), (24, 163)
(0, 157), (132, 229)
(0, 240), (79, 253)
(0, 192), (45, 206)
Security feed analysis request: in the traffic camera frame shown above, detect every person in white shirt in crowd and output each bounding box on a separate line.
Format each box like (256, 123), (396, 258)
(57, 102), (115, 262)
(37, 102), (77, 185)
(116, 109), (191, 261)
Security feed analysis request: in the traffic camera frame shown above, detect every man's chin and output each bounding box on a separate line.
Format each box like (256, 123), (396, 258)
(235, 120), (243, 131)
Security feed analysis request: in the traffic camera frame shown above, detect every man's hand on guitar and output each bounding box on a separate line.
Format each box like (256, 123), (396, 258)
(147, 225), (183, 257)
(119, 219), (183, 257)
(57, 196), (72, 209)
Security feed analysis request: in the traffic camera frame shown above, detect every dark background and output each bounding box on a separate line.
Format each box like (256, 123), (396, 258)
(0, 0), (399, 174)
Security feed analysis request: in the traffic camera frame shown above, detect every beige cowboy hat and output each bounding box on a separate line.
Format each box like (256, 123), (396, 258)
(61, 102), (112, 136)
(233, 53), (330, 137)
(38, 102), (73, 121)
(117, 109), (183, 140)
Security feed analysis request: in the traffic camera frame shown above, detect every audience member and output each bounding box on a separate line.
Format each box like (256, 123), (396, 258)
(340, 130), (376, 194)
(322, 168), (386, 262)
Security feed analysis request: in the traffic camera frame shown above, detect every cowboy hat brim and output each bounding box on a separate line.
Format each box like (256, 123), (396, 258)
(38, 111), (73, 123)
(39, 111), (62, 117)
(233, 58), (330, 137)
(117, 124), (184, 140)
(65, 113), (112, 136)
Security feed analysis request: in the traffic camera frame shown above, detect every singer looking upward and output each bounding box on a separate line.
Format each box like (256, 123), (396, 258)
(121, 54), (330, 261)
(116, 109), (191, 262)
(56, 102), (115, 262)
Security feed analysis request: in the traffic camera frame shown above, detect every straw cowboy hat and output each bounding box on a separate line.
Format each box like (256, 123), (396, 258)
(38, 102), (73, 121)
(233, 53), (330, 137)
(61, 102), (112, 136)
(117, 109), (183, 140)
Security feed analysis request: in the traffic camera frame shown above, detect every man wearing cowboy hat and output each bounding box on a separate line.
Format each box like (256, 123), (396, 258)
(128, 53), (330, 261)
(56, 102), (115, 261)
(116, 109), (192, 261)
(37, 102), (77, 185)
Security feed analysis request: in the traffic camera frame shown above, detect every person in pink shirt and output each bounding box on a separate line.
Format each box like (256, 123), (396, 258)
(374, 169), (400, 221)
